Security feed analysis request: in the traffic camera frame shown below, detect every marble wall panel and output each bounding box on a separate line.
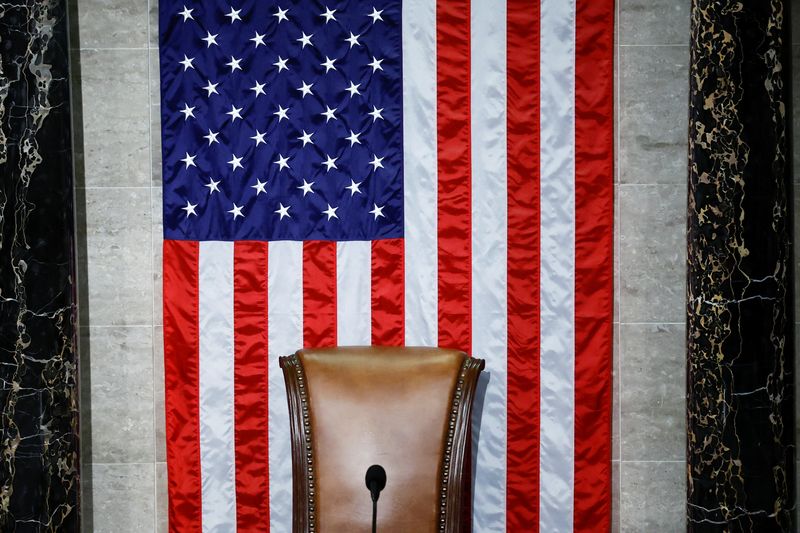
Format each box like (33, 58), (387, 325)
(78, 49), (150, 188)
(79, 187), (152, 327)
(620, 461), (684, 532)
(88, 463), (155, 533)
(85, 326), (154, 464)
(618, 184), (686, 324)
(619, 46), (689, 184)
(620, 324), (685, 462)
(619, 0), (690, 45)
(76, 0), (148, 49)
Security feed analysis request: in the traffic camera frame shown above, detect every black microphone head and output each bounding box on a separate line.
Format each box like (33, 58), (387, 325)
(365, 464), (387, 496)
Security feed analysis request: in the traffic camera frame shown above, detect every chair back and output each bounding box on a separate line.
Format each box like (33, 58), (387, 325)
(280, 346), (484, 533)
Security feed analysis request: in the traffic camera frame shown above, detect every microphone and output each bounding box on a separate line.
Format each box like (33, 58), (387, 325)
(365, 465), (386, 533)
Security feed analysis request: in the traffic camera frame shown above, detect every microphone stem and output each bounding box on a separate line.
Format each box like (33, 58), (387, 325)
(372, 498), (377, 533)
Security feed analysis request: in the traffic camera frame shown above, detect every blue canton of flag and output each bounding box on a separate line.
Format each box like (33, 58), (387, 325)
(160, 1), (403, 241)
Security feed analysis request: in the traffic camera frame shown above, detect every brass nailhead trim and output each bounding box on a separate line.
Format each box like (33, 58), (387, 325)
(292, 355), (317, 532)
(438, 359), (470, 532)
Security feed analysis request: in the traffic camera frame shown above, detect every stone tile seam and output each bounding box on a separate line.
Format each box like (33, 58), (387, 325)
(619, 43), (687, 48)
(618, 322), (685, 325)
(80, 325), (153, 329)
(146, 2), (160, 530)
(78, 186), (153, 190)
(76, 47), (151, 52)
(92, 462), (165, 466)
(619, 460), (684, 463)
(618, 183), (688, 188)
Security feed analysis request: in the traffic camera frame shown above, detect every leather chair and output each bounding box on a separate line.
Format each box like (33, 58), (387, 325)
(279, 346), (485, 533)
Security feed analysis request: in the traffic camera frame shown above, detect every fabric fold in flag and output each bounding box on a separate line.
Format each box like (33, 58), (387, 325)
(160, 0), (613, 530)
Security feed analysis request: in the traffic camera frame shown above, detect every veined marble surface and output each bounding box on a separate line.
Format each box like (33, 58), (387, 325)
(687, 1), (794, 530)
(0, 1), (79, 530)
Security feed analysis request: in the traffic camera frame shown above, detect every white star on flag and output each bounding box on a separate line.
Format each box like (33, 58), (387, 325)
(250, 32), (266, 47)
(368, 57), (384, 72)
(369, 203), (385, 220)
(297, 32), (314, 48)
(321, 56), (337, 72)
(369, 154), (384, 171)
(202, 32), (218, 47)
(322, 155), (338, 172)
(225, 7), (242, 23)
(181, 152), (196, 168)
(226, 56), (243, 72)
(180, 55), (194, 70)
(345, 81), (361, 97)
(273, 6), (289, 23)
(203, 130), (219, 145)
(274, 105), (289, 122)
(251, 81), (266, 97)
(368, 105), (384, 121)
(274, 154), (290, 171)
(180, 103), (195, 120)
(228, 154), (243, 171)
(298, 179), (315, 196)
(274, 202), (291, 219)
(182, 201), (197, 216)
(204, 178), (220, 194)
(251, 179), (267, 195)
(322, 204), (339, 220)
(226, 105), (243, 122)
(274, 56), (289, 72)
(178, 5), (193, 21)
(345, 32), (361, 48)
(203, 81), (219, 96)
(297, 81), (314, 98)
(228, 203), (244, 219)
(321, 106), (337, 122)
(320, 6), (336, 23)
(251, 130), (267, 146)
(297, 130), (314, 146)
(346, 179), (362, 196)
(368, 7), (384, 23)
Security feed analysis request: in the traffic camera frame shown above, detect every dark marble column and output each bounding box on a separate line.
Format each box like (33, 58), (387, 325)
(687, 1), (794, 531)
(0, 1), (79, 530)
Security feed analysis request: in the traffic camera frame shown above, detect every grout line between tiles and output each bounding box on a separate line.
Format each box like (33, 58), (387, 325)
(146, 1), (159, 530)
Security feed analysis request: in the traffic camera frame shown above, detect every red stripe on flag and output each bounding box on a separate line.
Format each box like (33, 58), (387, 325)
(233, 241), (270, 532)
(303, 240), (337, 347)
(371, 238), (404, 346)
(506, 0), (541, 529)
(163, 240), (202, 533)
(436, 0), (472, 352)
(573, 0), (614, 530)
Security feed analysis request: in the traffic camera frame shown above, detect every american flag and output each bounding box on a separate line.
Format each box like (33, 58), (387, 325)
(160, 0), (614, 531)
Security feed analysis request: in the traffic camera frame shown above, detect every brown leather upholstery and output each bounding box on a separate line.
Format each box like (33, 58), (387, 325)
(280, 346), (485, 533)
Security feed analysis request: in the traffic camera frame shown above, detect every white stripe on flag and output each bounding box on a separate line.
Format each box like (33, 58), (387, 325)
(198, 241), (237, 533)
(470, 0), (508, 530)
(336, 241), (372, 345)
(402, 0), (438, 346)
(268, 241), (303, 532)
(539, 0), (576, 531)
